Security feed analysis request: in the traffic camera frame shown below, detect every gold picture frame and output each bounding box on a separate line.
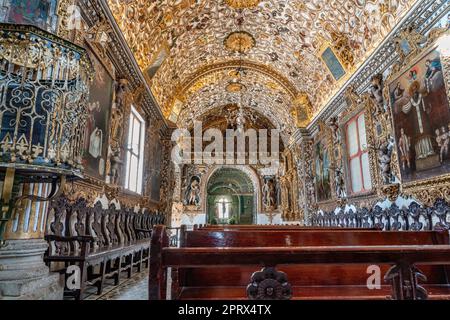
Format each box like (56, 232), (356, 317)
(387, 40), (450, 187)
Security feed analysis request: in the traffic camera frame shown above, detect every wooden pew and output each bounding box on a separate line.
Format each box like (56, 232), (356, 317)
(150, 226), (450, 300)
(45, 196), (165, 300)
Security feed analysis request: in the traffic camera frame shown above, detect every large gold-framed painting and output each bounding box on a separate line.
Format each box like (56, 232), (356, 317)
(82, 42), (114, 181)
(389, 45), (450, 183)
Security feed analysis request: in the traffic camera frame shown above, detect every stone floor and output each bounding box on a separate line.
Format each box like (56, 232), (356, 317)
(82, 271), (148, 300)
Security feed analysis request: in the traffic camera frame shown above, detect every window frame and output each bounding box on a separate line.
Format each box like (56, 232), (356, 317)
(345, 111), (372, 195)
(124, 105), (146, 195)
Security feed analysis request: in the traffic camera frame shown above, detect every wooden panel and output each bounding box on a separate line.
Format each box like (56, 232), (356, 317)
(185, 230), (448, 247)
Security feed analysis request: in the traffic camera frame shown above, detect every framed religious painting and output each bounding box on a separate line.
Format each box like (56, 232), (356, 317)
(388, 43), (450, 184)
(4, 0), (59, 32)
(314, 138), (332, 202)
(82, 41), (114, 182)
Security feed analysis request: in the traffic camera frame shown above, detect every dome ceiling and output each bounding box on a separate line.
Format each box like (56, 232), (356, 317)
(108, 0), (417, 127)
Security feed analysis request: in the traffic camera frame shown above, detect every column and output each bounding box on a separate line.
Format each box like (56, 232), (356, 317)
(0, 182), (63, 300)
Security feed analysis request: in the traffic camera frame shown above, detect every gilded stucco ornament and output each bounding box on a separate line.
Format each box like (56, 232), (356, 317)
(107, 0), (417, 123)
(224, 31), (256, 54)
(293, 93), (313, 128)
(226, 82), (247, 93)
(225, 0), (262, 9)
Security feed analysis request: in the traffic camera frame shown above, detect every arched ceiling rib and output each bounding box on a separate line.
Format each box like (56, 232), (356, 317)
(108, 0), (417, 127)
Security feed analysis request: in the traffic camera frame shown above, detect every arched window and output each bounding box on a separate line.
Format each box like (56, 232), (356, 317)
(216, 197), (231, 220)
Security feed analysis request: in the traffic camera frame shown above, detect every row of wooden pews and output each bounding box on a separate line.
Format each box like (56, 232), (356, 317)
(44, 196), (165, 300)
(149, 224), (450, 300)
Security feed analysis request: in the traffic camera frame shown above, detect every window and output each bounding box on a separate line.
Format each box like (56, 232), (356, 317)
(216, 198), (231, 220)
(346, 112), (372, 194)
(125, 106), (145, 194)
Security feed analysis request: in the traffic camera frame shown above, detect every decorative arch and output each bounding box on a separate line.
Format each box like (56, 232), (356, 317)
(201, 165), (261, 223)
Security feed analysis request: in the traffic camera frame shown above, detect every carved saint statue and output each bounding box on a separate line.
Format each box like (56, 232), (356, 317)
(334, 167), (346, 199)
(110, 146), (123, 185)
(377, 136), (395, 184)
(328, 116), (340, 143)
(369, 74), (385, 114)
(262, 178), (277, 210)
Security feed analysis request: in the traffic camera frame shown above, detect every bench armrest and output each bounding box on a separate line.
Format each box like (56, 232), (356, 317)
(45, 235), (95, 242)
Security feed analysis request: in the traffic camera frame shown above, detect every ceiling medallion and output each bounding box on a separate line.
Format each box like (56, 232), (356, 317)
(225, 0), (262, 9)
(224, 31), (256, 54)
(226, 82), (246, 93)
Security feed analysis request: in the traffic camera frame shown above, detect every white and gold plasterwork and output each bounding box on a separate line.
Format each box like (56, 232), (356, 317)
(107, 0), (418, 126)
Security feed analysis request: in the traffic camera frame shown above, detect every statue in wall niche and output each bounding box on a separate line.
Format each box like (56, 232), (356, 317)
(276, 177), (282, 206)
(262, 177), (277, 210)
(369, 74), (385, 114)
(184, 176), (201, 206)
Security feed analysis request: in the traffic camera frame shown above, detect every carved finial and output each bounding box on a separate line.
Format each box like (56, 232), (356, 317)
(247, 267), (292, 300)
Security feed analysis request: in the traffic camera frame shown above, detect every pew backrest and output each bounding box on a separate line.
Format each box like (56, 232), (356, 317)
(183, 230), (450, 247)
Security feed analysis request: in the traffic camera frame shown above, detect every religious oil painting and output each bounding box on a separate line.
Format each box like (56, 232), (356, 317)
(82, 45), (114, 181)
(5, 0), (58, 32)
(314, 140), (332, 202)
(389, 47), (450, 183)
(320, 47), (346, 81)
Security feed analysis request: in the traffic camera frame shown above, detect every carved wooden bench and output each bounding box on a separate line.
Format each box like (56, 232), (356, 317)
(45, 196), (165, 300)
(150, 226), (450, 300)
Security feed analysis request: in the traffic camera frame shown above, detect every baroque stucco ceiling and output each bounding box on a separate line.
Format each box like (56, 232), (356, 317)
(108, 0), (417, 128)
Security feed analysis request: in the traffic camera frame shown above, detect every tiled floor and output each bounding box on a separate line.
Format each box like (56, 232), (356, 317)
(82, 271), (148, 300)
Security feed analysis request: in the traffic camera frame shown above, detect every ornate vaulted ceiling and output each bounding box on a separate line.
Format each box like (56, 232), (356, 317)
(108, 0), (417, 128)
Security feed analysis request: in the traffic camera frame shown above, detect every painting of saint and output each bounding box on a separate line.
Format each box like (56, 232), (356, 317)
(389, 48), (450, 183)
(314, 140), (332, 202)
(82, 45), (113, 180)
(5, 0), (58, 32)
(184, 176), (201, 206)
